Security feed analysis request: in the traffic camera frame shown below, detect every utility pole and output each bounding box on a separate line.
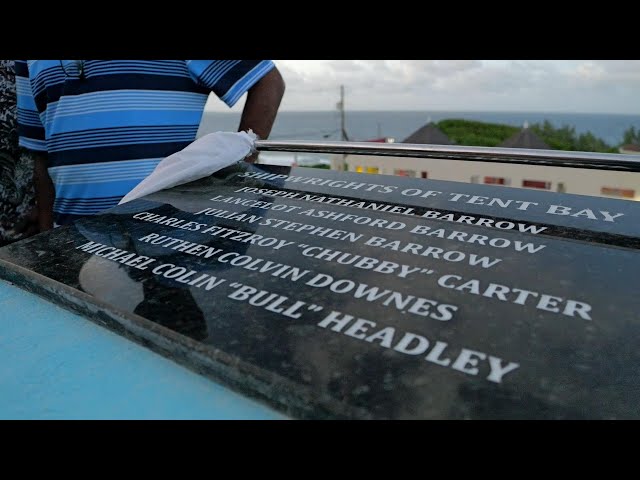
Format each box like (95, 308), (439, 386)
(336, 85), (350, 171)
(338, 85), (349, 141)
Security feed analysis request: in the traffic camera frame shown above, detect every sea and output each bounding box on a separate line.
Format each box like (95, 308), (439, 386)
(197, 110), (640, 166)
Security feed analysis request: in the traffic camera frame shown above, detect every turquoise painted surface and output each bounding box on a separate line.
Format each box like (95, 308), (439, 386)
(0, 281), (287, 420)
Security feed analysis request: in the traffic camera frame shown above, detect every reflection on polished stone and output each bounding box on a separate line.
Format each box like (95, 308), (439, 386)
(1, 163), (639, 419)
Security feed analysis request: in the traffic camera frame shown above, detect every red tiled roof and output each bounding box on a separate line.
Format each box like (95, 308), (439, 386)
(621, 144), (640, 152)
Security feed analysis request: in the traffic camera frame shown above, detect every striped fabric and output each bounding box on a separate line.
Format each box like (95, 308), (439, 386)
(16, 59), (275, 226)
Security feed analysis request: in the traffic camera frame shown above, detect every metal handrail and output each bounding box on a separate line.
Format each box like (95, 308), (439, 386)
(255, 140), (640, 172)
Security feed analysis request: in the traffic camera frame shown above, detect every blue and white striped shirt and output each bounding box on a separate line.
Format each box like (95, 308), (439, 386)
(16, 59), (275, 226)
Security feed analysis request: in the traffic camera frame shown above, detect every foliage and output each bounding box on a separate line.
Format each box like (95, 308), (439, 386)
(436, 118), (622, 153)
(436, 119), (519, 147)
(623, 126), (640, 145)
(305, 163), (330, 169)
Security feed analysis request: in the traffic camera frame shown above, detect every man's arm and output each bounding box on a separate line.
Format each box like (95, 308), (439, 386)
(238, 66), (285, 145)
(187, 60), (285, 162)
(33, 151), (54, 231)
(14, 60), (53, 235)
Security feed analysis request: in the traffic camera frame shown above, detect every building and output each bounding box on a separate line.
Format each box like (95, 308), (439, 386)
(498, 122), (551, 149)
(402, 121), (454, 145)
(331, 120), (640, 201)
(619, 144), (640, 155)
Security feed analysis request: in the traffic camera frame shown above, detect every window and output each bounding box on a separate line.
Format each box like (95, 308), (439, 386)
(484, 176), (507, 185)
(601, 187), (635, 198)
(366, 166), (379, 174)
(421, 171), (428, 179)
(395, 169), (415, 177)
(355, 166), (364, 173)
(522, 180), (551, 189)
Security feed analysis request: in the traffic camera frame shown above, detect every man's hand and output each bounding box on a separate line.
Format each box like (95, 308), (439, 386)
(244, 152), (259, 164)
(10, 150), (54, 238)
(11, 201), (53, 237)
(11, 206), (40, 238)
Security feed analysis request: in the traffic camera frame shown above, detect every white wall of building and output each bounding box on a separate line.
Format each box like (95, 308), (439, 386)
(332, 154), (640, 201)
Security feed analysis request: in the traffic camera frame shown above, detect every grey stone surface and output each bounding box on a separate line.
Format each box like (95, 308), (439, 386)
(1, 163), (639, 419)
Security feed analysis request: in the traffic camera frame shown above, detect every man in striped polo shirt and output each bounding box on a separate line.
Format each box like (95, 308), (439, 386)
(16, 60), (285, 230)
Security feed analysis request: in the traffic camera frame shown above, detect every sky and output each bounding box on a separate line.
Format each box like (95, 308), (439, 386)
(208, 60), (640, 115)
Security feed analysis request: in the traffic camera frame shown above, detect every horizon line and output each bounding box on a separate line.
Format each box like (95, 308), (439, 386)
(205, 109), (640, 116)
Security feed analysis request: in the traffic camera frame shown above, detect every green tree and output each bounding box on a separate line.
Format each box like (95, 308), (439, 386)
(622, 126), (639, 145)
(576, 132), (617, 153)
(436, 119), (518, 147)
(435, 118), (615, 153)
(531, 122), (578, 150)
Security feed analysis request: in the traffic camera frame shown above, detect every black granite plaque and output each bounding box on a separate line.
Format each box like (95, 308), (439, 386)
(1, 163), (639, 419)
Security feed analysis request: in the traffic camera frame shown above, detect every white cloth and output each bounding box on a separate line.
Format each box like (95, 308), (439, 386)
(118, 130), (257, 205)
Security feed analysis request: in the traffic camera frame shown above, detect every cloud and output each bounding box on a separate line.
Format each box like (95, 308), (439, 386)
(211, 60), (640, 114)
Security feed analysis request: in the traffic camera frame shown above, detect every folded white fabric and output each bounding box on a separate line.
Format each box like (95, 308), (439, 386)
(118, 130), (257, 205)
